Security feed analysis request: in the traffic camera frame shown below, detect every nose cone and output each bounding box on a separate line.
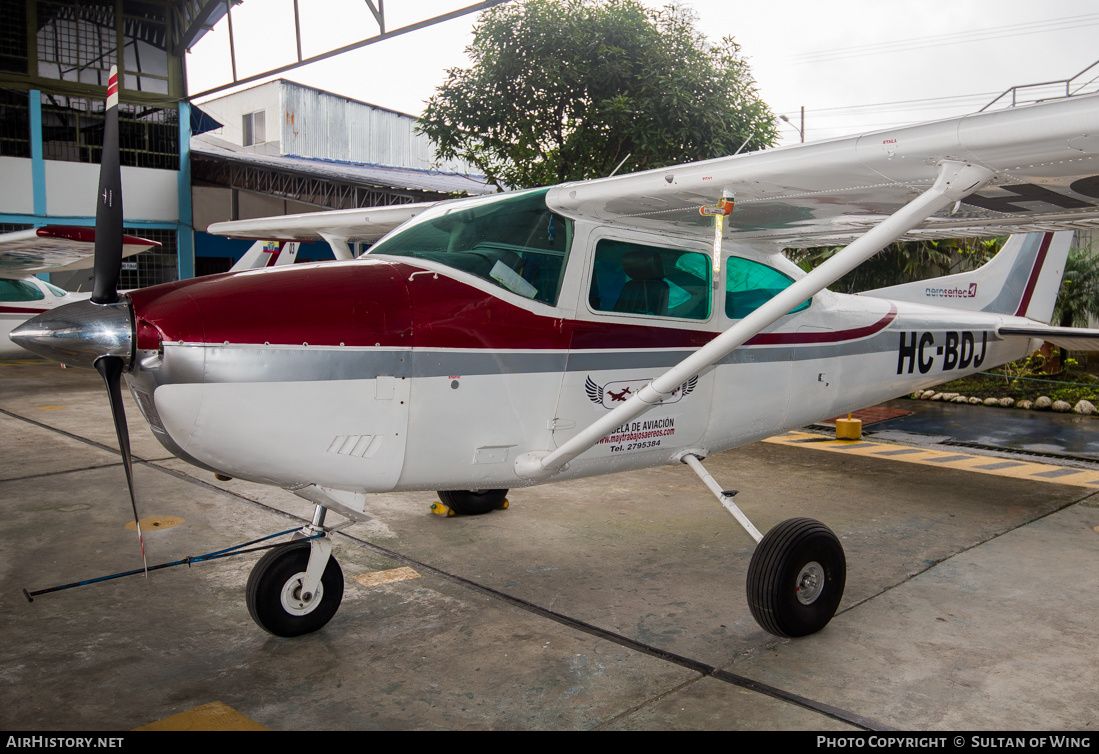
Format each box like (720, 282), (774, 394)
(10, 299), (133, 369)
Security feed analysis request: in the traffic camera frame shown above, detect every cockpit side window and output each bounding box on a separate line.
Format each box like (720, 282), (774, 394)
(368, 189), (572, 305)
(725, 257), (810, 319)
(0, 279), (45, 302)
(589, 239), (711, 320)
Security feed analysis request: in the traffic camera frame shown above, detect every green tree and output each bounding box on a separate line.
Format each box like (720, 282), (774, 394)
(420, 0), (778, 190)
(787, 237), (1003, 294)
(1052, 244), (1099, 365)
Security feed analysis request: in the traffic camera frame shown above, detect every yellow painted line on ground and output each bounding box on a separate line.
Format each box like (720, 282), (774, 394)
(765, 431), (1099, 488)
(354, 566), (421, 589)
(36, 406), (65, 410)
(133, 701), (268, 731)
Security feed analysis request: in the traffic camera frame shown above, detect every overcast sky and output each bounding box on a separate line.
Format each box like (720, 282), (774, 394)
(185, 0), (1099, 147)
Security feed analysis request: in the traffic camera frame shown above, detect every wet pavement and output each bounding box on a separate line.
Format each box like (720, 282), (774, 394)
(862, 398), (1099, 461)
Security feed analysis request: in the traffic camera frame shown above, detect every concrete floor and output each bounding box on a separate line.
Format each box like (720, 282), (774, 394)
(1, 359), (1097, 731)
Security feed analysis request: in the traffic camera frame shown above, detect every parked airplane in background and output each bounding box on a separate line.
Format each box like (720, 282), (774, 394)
(228, 240), (301, 271)
(0, 227), (158, 358)
(12, 66), (1099, 639)
(0, 235), (299, 358)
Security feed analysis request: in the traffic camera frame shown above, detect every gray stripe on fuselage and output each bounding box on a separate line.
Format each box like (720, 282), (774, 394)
(160, 328), (917, 384)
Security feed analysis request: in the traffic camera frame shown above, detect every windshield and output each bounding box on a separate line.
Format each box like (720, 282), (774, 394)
(368, 189), (573, 305)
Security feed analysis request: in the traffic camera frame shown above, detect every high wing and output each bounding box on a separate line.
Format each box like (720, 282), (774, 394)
(545, 93), (1099, 246)
(0, 226), (160, 276)
(207, 95), (1099, 254)
(207, 203), (439, 260)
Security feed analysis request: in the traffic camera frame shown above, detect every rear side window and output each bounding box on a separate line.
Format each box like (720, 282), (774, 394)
(725, 257), (809, 319)
(589, 239), (711, 320)
(0, 279), (45, 302)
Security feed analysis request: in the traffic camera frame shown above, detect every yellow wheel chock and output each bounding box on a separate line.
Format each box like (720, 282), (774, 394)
(430, 501), (456, 517)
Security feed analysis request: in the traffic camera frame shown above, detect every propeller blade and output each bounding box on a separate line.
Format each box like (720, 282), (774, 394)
(94, 355), (148, 578)
(91, 65), (123, 305)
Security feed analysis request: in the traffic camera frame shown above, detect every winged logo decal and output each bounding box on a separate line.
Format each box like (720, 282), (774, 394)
(585, 375), (697, 409)
(585, 375), (603, 405)
(671, 375), (698, 398)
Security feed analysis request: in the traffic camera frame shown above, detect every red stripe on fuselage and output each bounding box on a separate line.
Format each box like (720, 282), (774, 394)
(1013, 232), (1054, 317)
(745, 305), (897, 345)
(127, 259), (896, 353)
(0, 306), (49, 314)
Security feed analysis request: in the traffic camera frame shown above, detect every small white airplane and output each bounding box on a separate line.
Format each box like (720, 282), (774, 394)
(0, 235), (299, 359)
(13, 66), (1099, 639)
(228, 239), (301, 271)
(0, 227), (159, 358)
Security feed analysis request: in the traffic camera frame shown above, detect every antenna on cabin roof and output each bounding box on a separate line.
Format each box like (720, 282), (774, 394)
(608, 153), (632, 177)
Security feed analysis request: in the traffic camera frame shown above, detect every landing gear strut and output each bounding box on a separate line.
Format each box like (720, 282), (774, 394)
(246, 505), (344, 637)
(680, 452), (846, 637)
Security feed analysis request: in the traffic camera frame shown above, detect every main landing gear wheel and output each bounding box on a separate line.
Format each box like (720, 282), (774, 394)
(436, 489), (508, 515)
(246, 541), (344, 637)
(747, 518), (846, 638)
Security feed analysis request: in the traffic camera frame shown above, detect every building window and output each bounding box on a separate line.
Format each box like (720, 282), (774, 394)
(0, 88), (30, 157)
(34, 1), (170, 94)
(39, 93), (178, 169)
(243, 110), (265, 146)
(118, 227), (177, 289)
(36, 1), (116, 85)
(0, 0), (28, 74)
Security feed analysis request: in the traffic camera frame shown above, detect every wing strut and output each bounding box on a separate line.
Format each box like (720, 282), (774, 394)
(515, 160), (996, 481)
(319, 232), (355, 260)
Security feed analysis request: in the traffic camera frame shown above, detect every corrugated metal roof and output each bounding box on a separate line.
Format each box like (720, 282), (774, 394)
(191, 138), (495, 197)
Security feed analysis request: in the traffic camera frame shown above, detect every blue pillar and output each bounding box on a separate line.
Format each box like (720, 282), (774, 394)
(30, 90), (45, 217)
(177, 101), (194, 280)
(30, 90), (50, 282)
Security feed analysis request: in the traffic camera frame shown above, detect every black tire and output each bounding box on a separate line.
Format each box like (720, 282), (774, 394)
(246, 541), (343, 637)
(436, 489), (508, 515)
(746, 518), (846, 638)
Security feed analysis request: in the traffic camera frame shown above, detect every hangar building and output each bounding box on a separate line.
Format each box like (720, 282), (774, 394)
(0, 1), (491, 289)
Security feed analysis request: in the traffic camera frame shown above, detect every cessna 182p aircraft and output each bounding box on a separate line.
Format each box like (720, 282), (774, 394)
(13, 66), (1099, 639)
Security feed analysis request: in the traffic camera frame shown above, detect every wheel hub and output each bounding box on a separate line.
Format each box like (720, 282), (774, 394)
(281, 571), (324, 616)
(795, 561), (824, 605)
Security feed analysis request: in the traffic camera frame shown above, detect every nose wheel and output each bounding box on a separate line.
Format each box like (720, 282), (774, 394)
(246, 541), (344, 637)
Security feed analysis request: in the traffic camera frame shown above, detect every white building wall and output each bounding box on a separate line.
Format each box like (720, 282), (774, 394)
(0, 158), (34, 214)
(195, 80), (282, 155)
(198, 80), (477, 174)
(45, 161), (178, 221)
